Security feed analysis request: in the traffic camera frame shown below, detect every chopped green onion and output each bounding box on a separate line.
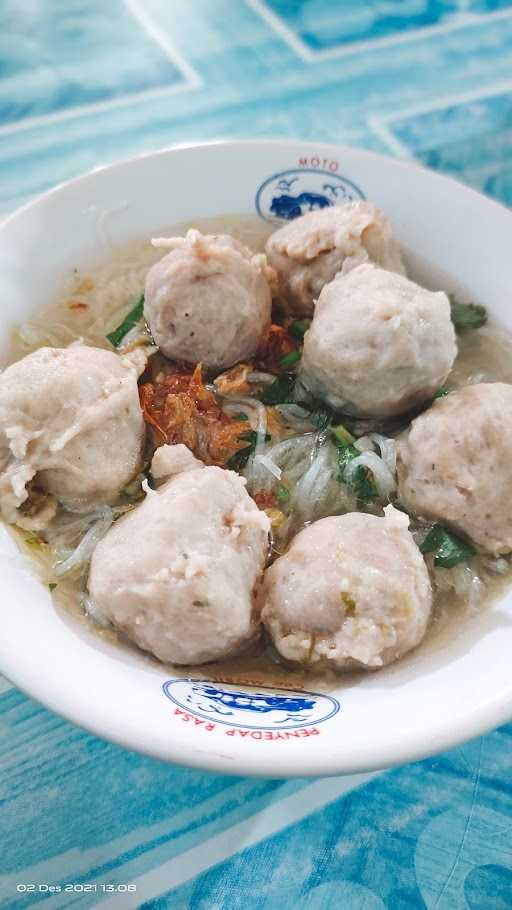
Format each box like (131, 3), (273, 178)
(420, 524), (475, 568)
(289, 319), (311, 340)
(107, 295), (145, 347)
(260, 374), (296, 405)
(227, 447), (251, 471)
(279, 350), (301, 370)
(48, 583), (57, 592)
(341, 592), (356, 616)
(234, 412), (249, 421)
(330, 423), (355, 447)
(277, 484), (290, 504)
(449, 295), (487, 331)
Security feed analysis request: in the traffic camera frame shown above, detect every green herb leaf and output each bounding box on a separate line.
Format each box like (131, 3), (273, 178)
(227, 430), (271, 471)
(277, 483), (290, 504)
(331, 437), (379, 502)
(234, 412), (249, 421)
(449, 296), (487, 331)
(289, 319), (311, 340)
(107, 295), (145, 347)
(420, 524), (475, 567)
(335, 442), (361, 475)
(350, 464), (379, 501)
(48, 583), (57, 592)
(260, 374), (296, 405)
(433, 386), (452, 399)
(227, 431), (257, 471)
(309, 405), (333, 431)
(268, 376), (334, 428)
(279, 350), (301, 370)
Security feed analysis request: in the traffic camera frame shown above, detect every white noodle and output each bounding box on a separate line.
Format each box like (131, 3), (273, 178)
(432, 562), (484, 609)
(266, 435), (318, 490)
(81, 593), (111, 628)
(288, 442), (356, 526)
(291, 443), (332, 514)
(345, 451), (396, 498)
(369, 434), (397, 474)
(354, 435), (375, 452)
(255, 453), (282, 480)
(243, 403), (269, 489)
(54, 508), (113, 576)
(275, 404), (310, 421)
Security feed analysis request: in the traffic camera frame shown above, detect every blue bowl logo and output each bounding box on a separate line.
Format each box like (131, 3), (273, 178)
(162, 679), (340, 730)
(256, 168), (365, 223)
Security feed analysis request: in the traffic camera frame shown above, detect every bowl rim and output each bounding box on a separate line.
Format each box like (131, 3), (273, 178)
(5, 652), (512, 778)
(4, 136), (512, 230)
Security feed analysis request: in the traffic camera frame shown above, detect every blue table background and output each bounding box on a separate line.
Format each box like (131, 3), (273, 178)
(1, 2), (512, 907)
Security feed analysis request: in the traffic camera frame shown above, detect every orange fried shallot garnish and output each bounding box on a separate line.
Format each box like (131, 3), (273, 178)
(252, 490), (277, 510)
(214, 363), (252, 396)
(139, 364), (252, 467)
(256, 324), (300, 375)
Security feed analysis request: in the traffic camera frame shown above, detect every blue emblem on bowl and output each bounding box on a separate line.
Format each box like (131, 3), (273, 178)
(256, 168), (365, 223)
(163, 679), (340, 730)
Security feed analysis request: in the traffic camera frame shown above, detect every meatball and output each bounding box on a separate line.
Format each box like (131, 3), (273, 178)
(262, 505), (432, 670)
(151, 442), (202, 482)
(300, 263), (457, 418)
(88, 449), (271, 665)
(265, 201), (405, 316)
(144, 230), (272, 370)
(0, 344), (146, 530)
(397, 382), (512, 555)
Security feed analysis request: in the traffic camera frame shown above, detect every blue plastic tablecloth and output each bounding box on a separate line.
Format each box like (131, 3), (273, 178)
(1, 3), (512, 907)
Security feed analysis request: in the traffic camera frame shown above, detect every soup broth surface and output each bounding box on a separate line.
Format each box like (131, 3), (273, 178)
(7, 214), (512, 689)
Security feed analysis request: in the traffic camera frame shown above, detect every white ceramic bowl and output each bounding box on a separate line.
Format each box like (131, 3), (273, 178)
(1, 140), (511, 778)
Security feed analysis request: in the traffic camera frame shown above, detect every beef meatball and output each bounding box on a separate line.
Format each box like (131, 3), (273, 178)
(397, 382), (512, 555)
(265, 201), (405, 316)
(144, 230), (272, 370)
(262, 505), (432, 670)
(300, 263), (457, 418)
(88, 449), (271, 665)
(150, 442), (202, 482)
(0, 344), (146, 530)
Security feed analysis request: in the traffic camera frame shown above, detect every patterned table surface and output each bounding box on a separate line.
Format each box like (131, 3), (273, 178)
(2, 2), (512, 908)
